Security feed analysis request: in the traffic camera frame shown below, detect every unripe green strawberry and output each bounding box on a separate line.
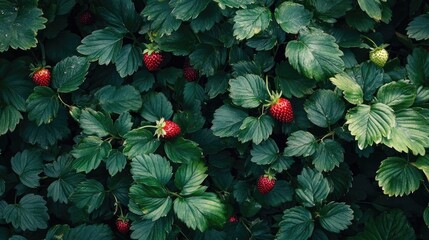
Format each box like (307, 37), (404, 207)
(257, 175), (276, 194)
(31, 68), (51, 86)
(155, 118), (181, 139)
(369, 48), (389, 68)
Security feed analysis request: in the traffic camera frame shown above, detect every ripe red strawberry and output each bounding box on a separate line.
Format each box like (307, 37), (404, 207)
(155, 118), (181, 139)
(31, 68), (51, 86)
(116, 218), (130, 234)
(228, 216), (239, 223)
(143, 52), (164, 71)
(257, 175), (276, 195)
(79, 10), (94, 25)
(269, 97), (293, 123)
(183, 61), (199, 81)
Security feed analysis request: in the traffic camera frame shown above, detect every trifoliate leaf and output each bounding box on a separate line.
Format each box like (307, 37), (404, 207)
(286, 31), (344, 81)
(229, 74), (268, 108)
(238, 115), (274, 145)
(284, 131), (317, 157)
(105, 150), (127, 176)
(276, 206), (314, 240)
(0, 0), (47, 52)
(130, 154), (173, 188)
(318, 202), (353, 233)
(77, 27), (124, 65)
(329, 72), (363, 105)
(78, 108), (114, 138)
(174, 161), (208, 196)
(211, 105), (248, 138)
(274, 2), (312, 34)
(115, 44), (143, 77)
(52, 56), (90, 93)
(26, 87), (59, 126)
(233, 7), (271, 40)
(3, 194), (49, 231)
(250, 138), (281, 165)
(95, 85), (142, 114)
(71, 136), (111, 173)
(296, 168), (330, 207)
(173, 192), (226, 232)
(345, 103), (396, 149)
(304, 89), (345, 128)
(69, 179), (106, 213)
(129, 184), (172, 220)
(377, 81), (416, 111)
(142, 0), (181, 36)
(11, 150), (43, 188)
(164, 137), (202, 164)
(375, 157), (422, 197)
(123, 128), (160, 158)
(346, 62), (384, 102)
(406, 14), (429, 41)
(312, 140), (344, 172)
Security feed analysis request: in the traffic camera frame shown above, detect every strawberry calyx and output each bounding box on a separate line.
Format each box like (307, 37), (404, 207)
(143, 43), (160, 55)
(29, 63), (51, 77)
(154, 118), (168, 138)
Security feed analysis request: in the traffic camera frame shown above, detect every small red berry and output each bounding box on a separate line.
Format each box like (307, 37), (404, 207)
(257, 175), (276, 195)
(116, 218), (130, 234)
(155, 118), (181, 139)
(228, 216), (239, 222)
(143, 52), (164, 71)
(32, 68), (51, 86)
(269, 97), (294, 123)
(80, 10), (94, 25)
(183, 66), (199, 81)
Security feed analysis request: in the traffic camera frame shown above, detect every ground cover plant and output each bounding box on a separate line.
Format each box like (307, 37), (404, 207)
(1, 0), (429, 239)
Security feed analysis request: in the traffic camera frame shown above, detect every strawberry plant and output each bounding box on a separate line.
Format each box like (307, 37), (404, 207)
(1, 0), (429, 239)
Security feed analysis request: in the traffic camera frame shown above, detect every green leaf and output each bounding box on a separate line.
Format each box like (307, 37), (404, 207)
(173, 192), (226, 232)
(0, 105), (22, 136)
(296, 168), (330, 207)
(415, 155), (429, 181)
(382, 109), (429, 156)
(284, 131), (317, 157)
(313, 140), (344, 172)
(357, 0), (382, 20)
(170, 0), (210, 21)
(65, 224), (114, 240)
(306, 0), (353, 20)
(97, 0), (142, 32)
(123, 128), (160, 158)
(130, 154), (173, 188)
(78, 108), (114, 138)
(214, 0), (255, 8)
(190, 3), (223, 33)
(95, 85), (142, 114)
(319, 202), (353, 233)
(347, 62), (384, 101)
(132, 70), (155, 92)
(77, 27), (124, 65)
(406, 48), (429, 86)
(26, 87), (59, 126)
(71, 136), (112, 173)
(52, 56), (90, 93)
(44, 155), (85, 204)
(345, 103), (396, 149)
(233, 7), (271, 40)
(130, 216), (173, 240)
(424, 206), (429, 228)
(189, 43), (227, 76)
(275, 2), (312, 34)
(156, 27), (197, 56)
(164, 137), (202, 164)
(238, 115), (274, 145)
(349, 210), (416, 240)
(140, 92), (173, 122)
(275, 61), (315, 98)
(11, 150), (43, 188)
(0, 0), (47, 52)
(229, 74), (268, 108)
(246, 24), (284, 51)
(174, 161), (208, 196)
(105, 150), (127, 176)
(113, 112), (133, 137)
(286, 31), (344, 81)
(115, 44), (143, 77)
(3, 194), (49, 231)
(142, 0), (181, 36)
(276, 206), (314, 240)
(256, 180), (294, 207)
(304, 89), (345, 128)
(329, 72), (363, 105)
(184, 82), (206, 106)
(45, 31), (80, 63)
(407, 14), (429, 41)
(129, 184), (172, 220)
(206, 72), (229, 99)
(69, 179), (106, 213)
(377, 81), (416, 111)
(251, 138), (282, 165)
(211, 105), (248, 138)
(375, 157), (422, 197)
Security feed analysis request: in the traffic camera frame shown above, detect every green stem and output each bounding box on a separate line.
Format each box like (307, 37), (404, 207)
(58, 94), (72, 109)
(39, 42), (46, 66)
(319, 131), (335, 142)
(361, 35), (378, 48)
